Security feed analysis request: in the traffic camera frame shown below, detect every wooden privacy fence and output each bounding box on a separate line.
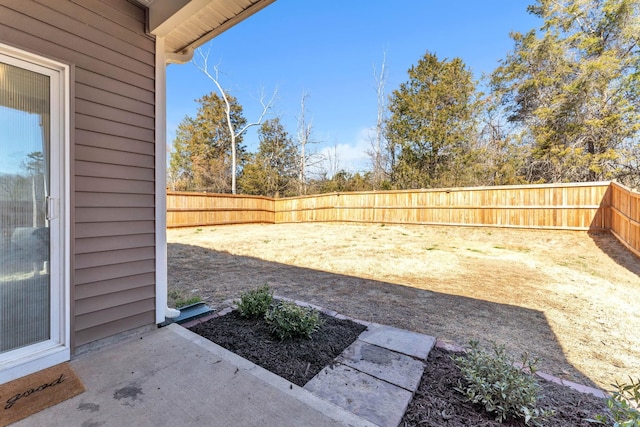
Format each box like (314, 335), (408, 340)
(167, 181), (640, 257)
(166, 192), (274, 227)
(274, 182), (610, 230)
(608, 181), (640, 258)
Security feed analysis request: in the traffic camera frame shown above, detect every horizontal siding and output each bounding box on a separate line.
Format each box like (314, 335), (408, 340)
(39, 0), (153, 51)
(76, 115), (155, 142)
(75, 221), (156, 238)
(0, 6), (154, 90)
(0, 0), (158, 349)
(76, 83), (154, 118)
(69, 0), (146, 29)
(75, 247), (156, 269)
(74, 273), (156, 300)
(75, 207), (155, 223)
(75, 234), (155, 254)
(75, 260), (155, 286)
(75, 145), (154, 168)
(75, 285), (155, 316)
(76, 69), (154, 106)
(75, 161), (155, 181)
(74, 311), (155, 347)
(75, 193), (155, 208)
(18, 0), (154, 64)
(75, 129), (155, 156)
(76, 99), (155, 129)
(75, 300), (155, 331)
(75, 177), (155, 194)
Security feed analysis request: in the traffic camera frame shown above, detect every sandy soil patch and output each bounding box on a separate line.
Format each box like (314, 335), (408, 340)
(167, 223), (640, 390)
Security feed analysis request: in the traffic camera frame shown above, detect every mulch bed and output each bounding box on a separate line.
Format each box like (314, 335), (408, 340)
(189, 308), (612, 426)
(401, 347), (612, 426)
(188, 310), (366, 386)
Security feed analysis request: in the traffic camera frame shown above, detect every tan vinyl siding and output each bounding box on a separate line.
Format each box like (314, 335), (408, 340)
(75, 221), (156, 238)
(0, 0), (156, 348)
(75, 177), (155, 194)
(75, 129), (155, 155)
(75, 234), (156, 254)
(75, 260), (156, 289)
(74, 273), (156, 300)
(75, 311), (155, 347)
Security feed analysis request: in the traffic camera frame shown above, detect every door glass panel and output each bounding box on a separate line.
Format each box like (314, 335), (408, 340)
(0, 62), (51, 353)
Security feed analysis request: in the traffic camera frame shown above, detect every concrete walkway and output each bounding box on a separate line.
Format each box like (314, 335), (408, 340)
(15, 321), (436, 427)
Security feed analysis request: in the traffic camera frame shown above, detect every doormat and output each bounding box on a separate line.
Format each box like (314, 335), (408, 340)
(0, 363), (85, 426)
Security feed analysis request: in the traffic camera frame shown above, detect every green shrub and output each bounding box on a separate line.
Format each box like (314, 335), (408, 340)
(594, 378), (640, 426)
(265, 301), (324, 341)
(452, 341), (553, 425)
(236, 285), (273, 318)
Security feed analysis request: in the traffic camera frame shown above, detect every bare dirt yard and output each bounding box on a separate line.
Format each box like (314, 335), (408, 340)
(167, 223), (640, 391)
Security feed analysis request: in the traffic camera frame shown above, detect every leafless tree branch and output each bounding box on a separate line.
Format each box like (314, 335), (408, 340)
(194, 48), (277, 194)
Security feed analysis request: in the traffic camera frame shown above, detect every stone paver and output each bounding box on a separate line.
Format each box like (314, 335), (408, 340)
(359, 324), (435, 359)
(337, 340), (425, 391)
(303, 323), (438, 427)
(304, 364), (414, 427)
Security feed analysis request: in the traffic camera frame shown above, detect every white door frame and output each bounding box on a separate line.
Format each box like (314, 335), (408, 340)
(0, 43), (71, 384)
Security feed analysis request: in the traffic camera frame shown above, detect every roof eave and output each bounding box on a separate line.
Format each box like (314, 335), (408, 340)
(135, 0), (276, 55)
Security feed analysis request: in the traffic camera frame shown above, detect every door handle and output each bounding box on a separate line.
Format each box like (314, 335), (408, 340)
(46, 196), (58, 220)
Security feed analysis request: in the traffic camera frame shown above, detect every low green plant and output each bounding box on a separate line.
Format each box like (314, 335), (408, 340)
(593, 378), (640, 426)
(452, 341), (553, 425)
(175, 296), (202, 308)
(168, 290), (202, 308)
(236, 285), (273, 318)
(265, 301), (324, 341)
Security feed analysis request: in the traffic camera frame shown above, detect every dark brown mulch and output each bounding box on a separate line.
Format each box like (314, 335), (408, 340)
(401, 347), (612, 426)
(189, 309), (612, 426)
(188, 310), (366, 386)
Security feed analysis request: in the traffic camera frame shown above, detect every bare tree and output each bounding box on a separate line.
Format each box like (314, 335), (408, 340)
(295, 91), (323, 195)
(367, 52), (389, 190)
(325, 144), (342, 178)
(194, 49), (276, 194)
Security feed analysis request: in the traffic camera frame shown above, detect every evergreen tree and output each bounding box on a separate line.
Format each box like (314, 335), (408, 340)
(313, 170), (372, 194)
(386, 51), (479, 189)
(239, 118), (298, 197)
(168, 92), (246, 192)
(491, 0), (640, 184)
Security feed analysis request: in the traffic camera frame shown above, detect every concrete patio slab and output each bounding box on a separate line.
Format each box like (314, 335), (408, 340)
(13, 324), (374, 427)
(336, 340), (426, 391)
(359, 324), (436, 360)
(304, 363), (414, 427)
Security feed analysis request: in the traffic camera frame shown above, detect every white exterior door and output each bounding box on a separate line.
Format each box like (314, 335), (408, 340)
(0, 44), (70, 384)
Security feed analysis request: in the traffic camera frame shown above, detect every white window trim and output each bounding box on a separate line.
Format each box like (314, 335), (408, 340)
(0, 43), (71, 384)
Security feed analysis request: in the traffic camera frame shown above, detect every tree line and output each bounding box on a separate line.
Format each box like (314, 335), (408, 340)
(168, 0), (640, 196)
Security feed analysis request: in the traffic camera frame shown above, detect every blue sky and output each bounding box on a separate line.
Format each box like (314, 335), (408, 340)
(166, 1), (541, 175)
(0, 107), (44, 174)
